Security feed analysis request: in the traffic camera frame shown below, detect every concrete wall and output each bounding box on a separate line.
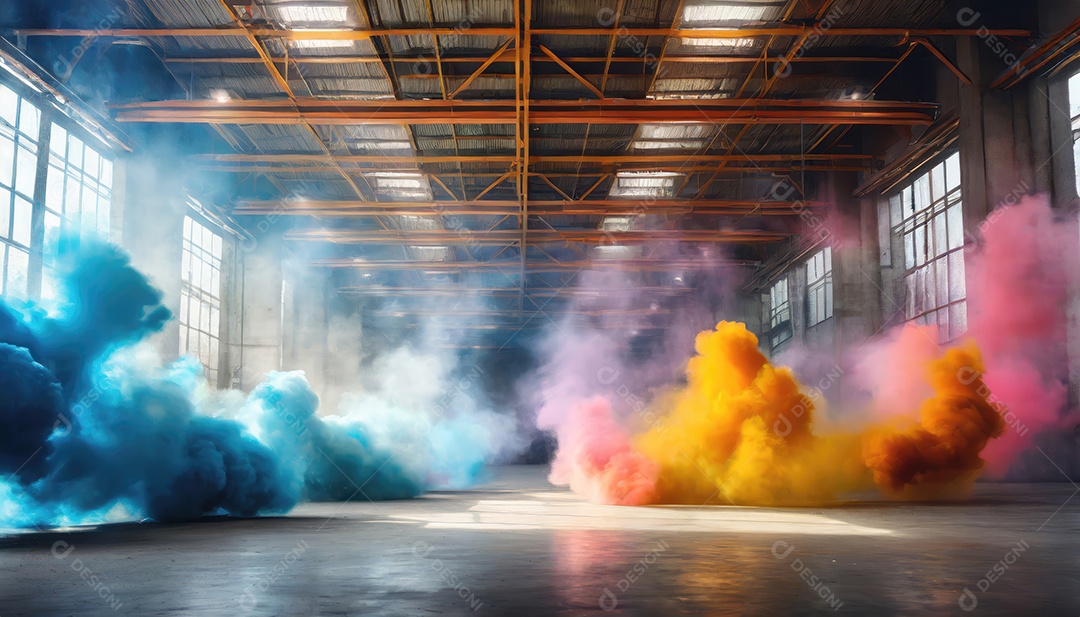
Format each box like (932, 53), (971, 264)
(236, 230), (284, 388)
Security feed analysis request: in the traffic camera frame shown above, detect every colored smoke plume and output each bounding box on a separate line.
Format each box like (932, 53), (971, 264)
(964, 196), (1076, 475)
(535, 197), (1078, 505)
(0, 237), (516, 528)
(862, 344), (1004, 493)
(541, 321), (1003, 506)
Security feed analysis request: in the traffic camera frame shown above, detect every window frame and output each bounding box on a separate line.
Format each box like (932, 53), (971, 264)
(887, 151), (966, 341)
(0, 81), (40, 298)
(806, 246), (833, 328)
(768, 276), (792, 349)
(0, 70), (116, 302)
(179, 214), (225, 385)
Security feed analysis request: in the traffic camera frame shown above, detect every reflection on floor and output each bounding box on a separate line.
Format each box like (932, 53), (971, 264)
(1, 466), (1078, 615)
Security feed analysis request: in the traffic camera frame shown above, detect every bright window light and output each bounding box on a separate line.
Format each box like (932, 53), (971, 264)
(600, 216), (633, 231)
(408, 246), (452, 260)
(368, 172), (423, 178)
(592, 245), (643, 258)
(376, 178), (424, 189)
(352, 140), (413, 151)
(681, 2), (780, 25)
(633, 140), (704, 150)
(276, 5), (350, 24)
(678, 34), (760, 52)
(639, 123), (713, 139)
(610, 171), (683, 198)
(290, 38), (355, 50)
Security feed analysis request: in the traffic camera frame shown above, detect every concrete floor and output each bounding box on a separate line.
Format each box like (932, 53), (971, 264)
(1, 466), (1079, 616)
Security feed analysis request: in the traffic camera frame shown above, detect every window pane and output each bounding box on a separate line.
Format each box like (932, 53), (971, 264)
(68, 137), (83, 170)
(931, 163), (945, 200)
(933, 214), (947, 258)
(0, 136), (13, 188)
(914, 175), (930, 209)
(50, 125), (67, 158)
(84, 147), (100, 178)
(12, 196), (31, 247)
(947, 205), (964, 250)
(14, 144), (36, 196)
(914, 226), (926, 267)
(935, 257), (949, 306)
(18, 100), (39, 140)
(46, 165), (64, 212)
(946, 153), (961, 191)
(950, 302), (968, 340)
(948, 251), (966, 302)
(65, 171), (81, 217)
(923, 265), (935, 312)
(904, 232), (915, 270)
(44, 210), (60, 242)
(0, 86), (16, 125)
(100, 159), (113, 189)
(0, 188), (10, 238)
(6, 247), (28, 298)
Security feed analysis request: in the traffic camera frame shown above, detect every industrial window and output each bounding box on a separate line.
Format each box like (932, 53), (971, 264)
(0, 82), (39, 298)
(180, 216), (223, 385)
(888, 152), (966, 341)
(45, 123), (113, 242)
(769, 277), (792, 349)
(806, 247), (833, 327)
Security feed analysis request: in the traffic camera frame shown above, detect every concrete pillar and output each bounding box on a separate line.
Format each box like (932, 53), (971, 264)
(120, 154), (187, 360)
(827, 172), (883, 350)
(238, 230), (284, 387)
(956, 37), (992, 232)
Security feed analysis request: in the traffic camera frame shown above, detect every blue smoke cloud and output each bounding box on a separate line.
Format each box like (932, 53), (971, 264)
(0, 238), (519, 528)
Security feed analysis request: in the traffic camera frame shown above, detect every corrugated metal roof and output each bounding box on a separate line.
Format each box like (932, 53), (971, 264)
(104, 0), (956, 301)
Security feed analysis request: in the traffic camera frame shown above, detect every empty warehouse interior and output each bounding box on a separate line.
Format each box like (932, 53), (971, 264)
(2, 0), (1080, 614)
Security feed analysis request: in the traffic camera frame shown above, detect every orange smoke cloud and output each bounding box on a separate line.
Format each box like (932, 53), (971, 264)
(545, 321), (1006, 506)
(863, 344), (1004, 494)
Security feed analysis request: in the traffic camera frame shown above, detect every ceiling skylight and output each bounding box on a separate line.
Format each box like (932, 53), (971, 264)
(681, 1), (782, 26)
(609, 171), (683, 199)
(275, 4), (350, 25)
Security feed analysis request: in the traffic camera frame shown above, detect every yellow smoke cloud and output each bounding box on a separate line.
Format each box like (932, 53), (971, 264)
(566, 321), (1005, 506)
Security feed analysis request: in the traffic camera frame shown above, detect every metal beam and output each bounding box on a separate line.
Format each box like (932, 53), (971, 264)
(537, 44), (605, 99)
(13, 26), (1030, 39)
(237, 198), (822, 209)
(286, 228), (791, 244)
(113, 98), (938, 126)
(195, 152), (871, 165)
(11, 26), (517, 39)
(337, 286), (694, 297)
(313, 258), (757, 272)
(992, 16), (1080, 88)
(232, 198), (823, 216)
(448, 38), (514, 99)
(161, 53), (903, 66)
(195, 153), (518, 164)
